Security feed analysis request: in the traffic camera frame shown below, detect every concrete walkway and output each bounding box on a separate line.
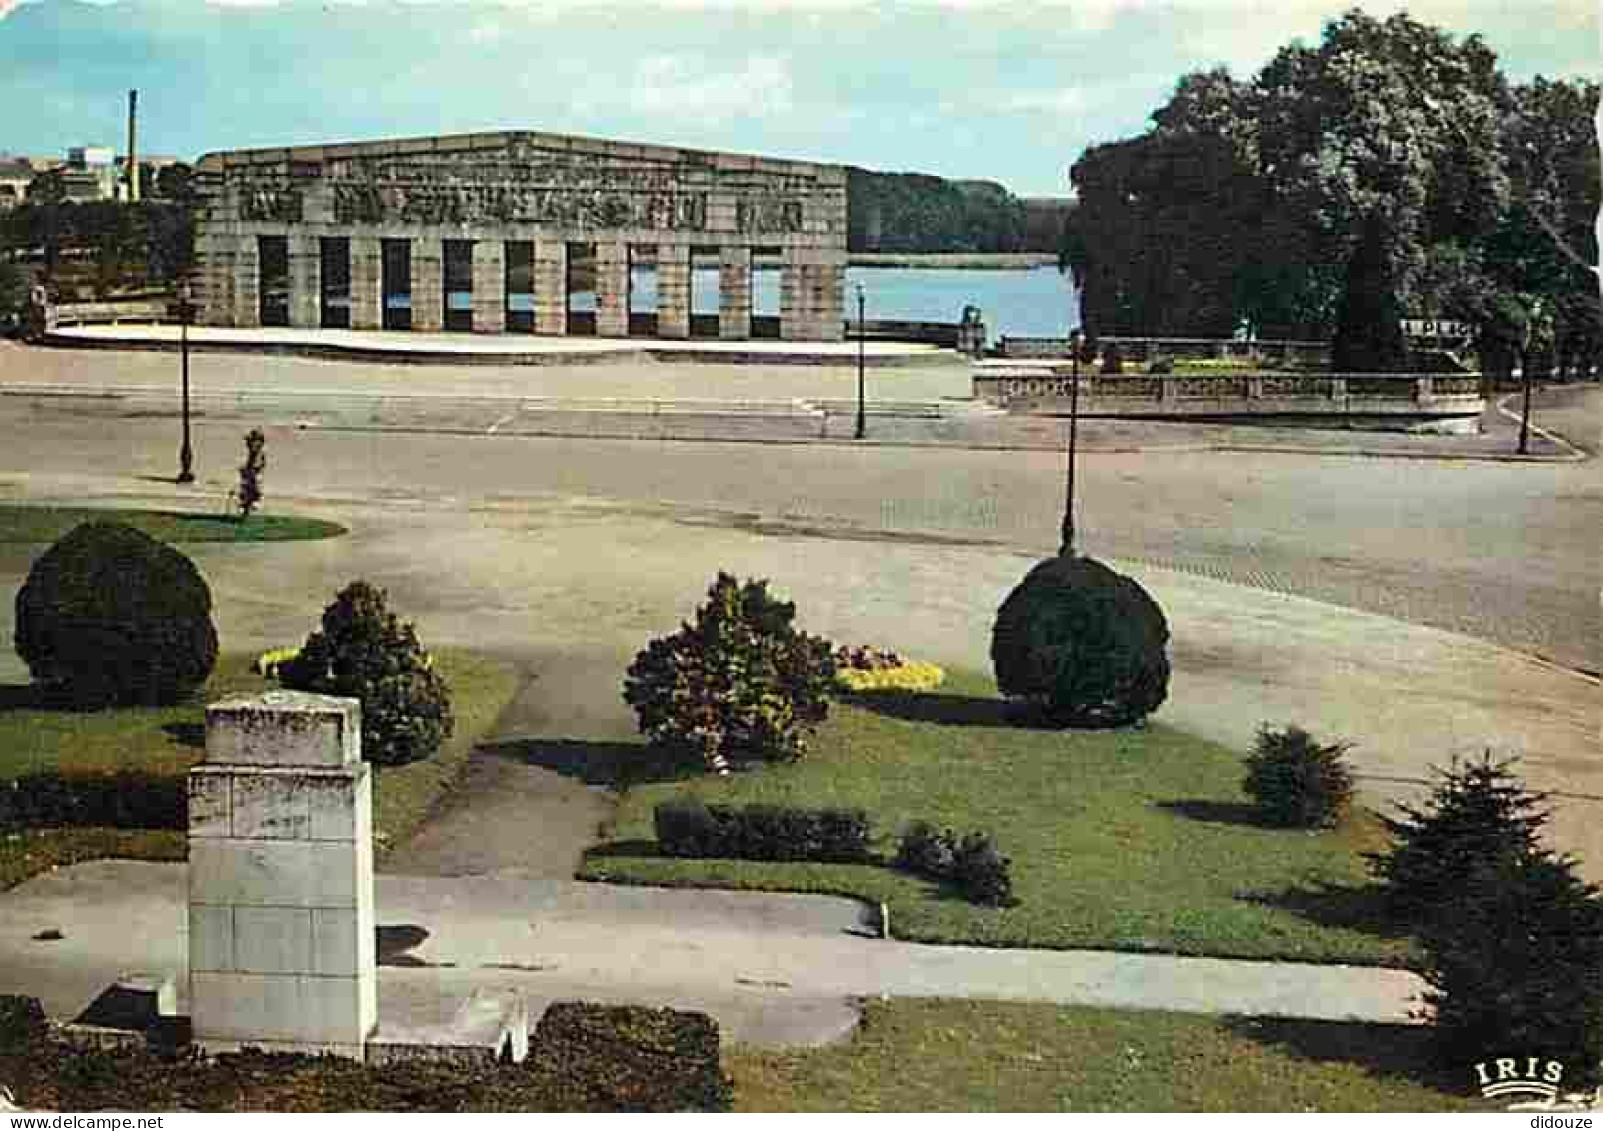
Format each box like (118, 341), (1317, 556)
(45, 323), (953, 368)
(0, 861), (1426, 1048)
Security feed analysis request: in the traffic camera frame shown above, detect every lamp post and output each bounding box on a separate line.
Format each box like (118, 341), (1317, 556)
(854, 283), (866, 440)
(1059, 327), (1082, 557)
(176, 279), (195, 484)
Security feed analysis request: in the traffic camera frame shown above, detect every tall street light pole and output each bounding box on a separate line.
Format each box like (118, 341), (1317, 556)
(1059, 327), (1082, 558)
(176, 278), (195, 484)
(855, 283), (866, 440)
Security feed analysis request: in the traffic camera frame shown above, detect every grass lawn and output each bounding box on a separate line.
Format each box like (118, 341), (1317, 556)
(580, 670), (1414, 966)
(727, 999), (1486, 1112)
(0, 649), (520, 889)
(0, 504), (345, 544)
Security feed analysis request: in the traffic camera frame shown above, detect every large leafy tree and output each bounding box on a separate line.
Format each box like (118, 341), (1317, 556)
(1067, 7), (1596, 374)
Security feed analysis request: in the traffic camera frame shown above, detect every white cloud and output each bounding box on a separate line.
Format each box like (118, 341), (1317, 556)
(465, 18), (501, 42)
(628, 54), (794, 123)
(1002, 86), (1088, 114)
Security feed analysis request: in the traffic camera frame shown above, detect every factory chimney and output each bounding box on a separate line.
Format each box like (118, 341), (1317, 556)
(126, 89), (139, 203)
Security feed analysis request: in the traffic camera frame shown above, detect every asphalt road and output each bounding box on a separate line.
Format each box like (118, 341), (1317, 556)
(1, 352), (1594, 673)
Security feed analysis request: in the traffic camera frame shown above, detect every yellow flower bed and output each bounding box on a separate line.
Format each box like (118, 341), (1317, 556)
(834, 661), (946, 693)
(253, 646), (300, 679)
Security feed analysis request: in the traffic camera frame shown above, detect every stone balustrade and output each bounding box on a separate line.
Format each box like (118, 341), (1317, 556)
(998, 335), (1332, 367)
(972, 365), (1486, 433)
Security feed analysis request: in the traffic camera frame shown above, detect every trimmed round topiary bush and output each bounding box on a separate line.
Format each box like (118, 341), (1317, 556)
(990, 554), (1169, 728)
(1243, 723), (1355, 828)
(14, 521), (218, 708)
(278, 580), (454, 767)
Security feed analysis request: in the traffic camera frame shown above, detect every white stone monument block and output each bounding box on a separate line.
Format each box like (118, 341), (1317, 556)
(189, 691), (375, 1058)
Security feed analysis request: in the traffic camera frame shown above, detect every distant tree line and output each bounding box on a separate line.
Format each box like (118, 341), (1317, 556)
(0, 162), (196, 307)
(1062, 10), (1600, 378)
(848, 168), (1066, 254)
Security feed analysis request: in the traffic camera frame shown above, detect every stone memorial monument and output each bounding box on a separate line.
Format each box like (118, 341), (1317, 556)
(187, 691), (376, 1058)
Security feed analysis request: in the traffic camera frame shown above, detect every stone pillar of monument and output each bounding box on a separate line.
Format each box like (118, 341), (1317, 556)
(781, 250), (847, 342)
(656, 244), (691, 340)
(188, 691), (376, 1059)
(718, 246), (752, 340)
(233, 236), (261, 329)
(287, 234), (321, 330)
(411, 238), (443, 332)
(533, 241), (567, 336)
(471, 240), (506, 335)
(595, 241), (630, 338)
(196, 232), (235, 328)
(349, 236), (383, 331)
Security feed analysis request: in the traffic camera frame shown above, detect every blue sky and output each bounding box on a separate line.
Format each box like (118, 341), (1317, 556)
(2, 0), (1596, 195)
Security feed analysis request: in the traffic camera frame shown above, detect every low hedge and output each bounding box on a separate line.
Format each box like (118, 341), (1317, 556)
(655, 797), (872, 864)
(0, 997), (732, 1112)
(530, 1002), (732, 1112)
(0, 772), (187, 832)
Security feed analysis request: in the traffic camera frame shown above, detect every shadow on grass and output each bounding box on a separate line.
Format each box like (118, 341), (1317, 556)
(161, 722), (206, 749)
(840, 690), (1016, 728)
(1220, 1015), (1458, 1094)
(480, 736), (701, 789)
(1156, 798), (1284, 829)
(1239, 880), (1411, 941)
(582, 838), (663, 861)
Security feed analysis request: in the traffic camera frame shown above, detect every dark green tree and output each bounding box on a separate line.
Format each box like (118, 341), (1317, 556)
(1332, 212), (1409, 371)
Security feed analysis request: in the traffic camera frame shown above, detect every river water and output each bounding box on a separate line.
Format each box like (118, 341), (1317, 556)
(531, 264), (1079, 340)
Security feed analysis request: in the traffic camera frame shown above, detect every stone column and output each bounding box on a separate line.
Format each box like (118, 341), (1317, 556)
(349, 236), (382, 331)
(781, 250), (846, 342)
(718, 246), (752, 340)
(411, 238), (443, 332)
(533, 241), (567, 336)
(288, 235), (321, 330)
(196, 232), (235, 328)
(188, 691), (376, 1059)
(233, 236), (261, 329)
(656, 243), (691, 340)
(595, 241), (631, 338)
(471, 240), (506, 335)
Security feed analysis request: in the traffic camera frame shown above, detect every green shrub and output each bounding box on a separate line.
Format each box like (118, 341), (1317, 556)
(1418, 852), (1603, 1081)
(1367, 753), (1550, 924)
(894, 820), (956, 876)
(953, 832), (1015, 908)
(624, 572), (834, 774)
(236, 428), (266, 520)
(14, 521), (218, 708)
(893, 822), (1016, 907)
(653, 798), (872, 863)
(279, 580), (454, 767)
(990, 555), (1170, 728)
(1147, 353), (1174, 375)
(532, 1002), (732, 1112)
(1242, 724), (1355, 828)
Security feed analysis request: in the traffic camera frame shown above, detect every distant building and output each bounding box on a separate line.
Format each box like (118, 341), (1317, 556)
(0, 159), (35, 211)
(0, 149), (185, 205)
(62, 145), (117, 202)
